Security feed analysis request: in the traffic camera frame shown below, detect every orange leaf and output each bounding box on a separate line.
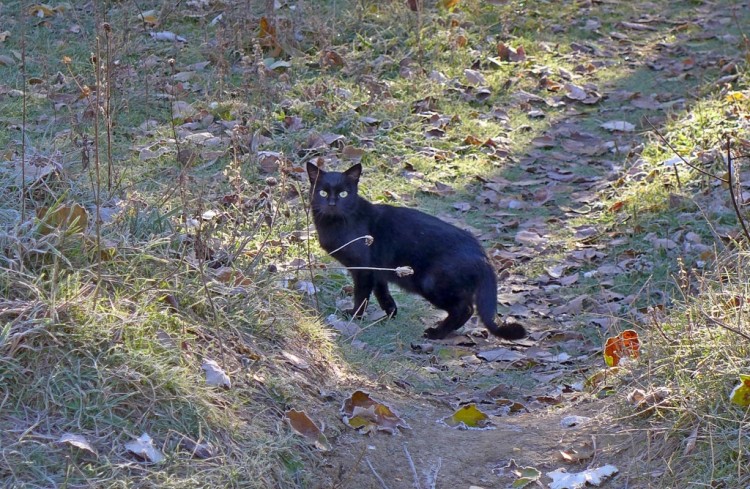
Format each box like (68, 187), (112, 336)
(259, 17), (275, 38)
(603, 330), (640, 367)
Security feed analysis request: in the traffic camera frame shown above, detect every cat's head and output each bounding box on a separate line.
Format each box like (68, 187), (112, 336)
(306, 162), (361, 217)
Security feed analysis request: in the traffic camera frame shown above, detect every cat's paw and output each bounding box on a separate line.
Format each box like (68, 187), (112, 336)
(384, 305), (398, 318)
(424, 327), (448, 340)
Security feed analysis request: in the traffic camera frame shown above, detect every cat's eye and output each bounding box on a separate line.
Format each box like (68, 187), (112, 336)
(339, 191), (348, 198)
(319, 190), (328, 197)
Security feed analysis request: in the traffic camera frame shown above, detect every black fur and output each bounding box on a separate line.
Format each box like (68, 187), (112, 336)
(307, 162), (526, 340)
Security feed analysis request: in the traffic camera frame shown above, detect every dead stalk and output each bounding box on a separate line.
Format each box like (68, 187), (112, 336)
(327, 235), (373, 256)
(365, 457), (391, 489)
(92, 10), (103, 283)
(645, 117), (728, 183)
(20, 19), (27, 223)
(402, 444), (422, 489)
(104, 22), (114, 193)
(725, 137), (750, 244)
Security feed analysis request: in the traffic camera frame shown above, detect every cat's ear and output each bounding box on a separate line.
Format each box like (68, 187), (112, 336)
(343, 163), (362, 183)
(307, 162), (324, 184)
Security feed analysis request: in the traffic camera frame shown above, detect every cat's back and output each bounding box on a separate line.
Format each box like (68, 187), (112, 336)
(371, 203), (480, 247)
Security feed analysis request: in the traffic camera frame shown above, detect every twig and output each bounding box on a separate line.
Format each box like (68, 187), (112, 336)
(725, 136), (750, 243)
(700, 310), (750, 342)
(365, 457), (391, 489)
(403, 444), (422, 489)
(328, 235), (373, 256)
(425, 457), (441, 489)
(645, 117), (728, 183)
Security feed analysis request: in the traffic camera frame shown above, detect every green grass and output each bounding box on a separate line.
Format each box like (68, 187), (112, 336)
(2, 0), (750, 486)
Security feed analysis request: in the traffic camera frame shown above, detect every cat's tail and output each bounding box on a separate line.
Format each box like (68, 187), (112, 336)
(476, 264), (527, 340)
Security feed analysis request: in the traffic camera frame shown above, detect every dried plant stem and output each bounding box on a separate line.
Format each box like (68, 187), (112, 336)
(403, 444), (422, 489)
(645, 117), (728, 183)
(328, 265), (414, 277)
(104, 23), (114, 193)
(92, 19), (103, 281)
(700, 310), (750, 342)
(725, 136), (750, 244)
(20, 19), (27, 223)
(365, 457), (390, 489)
(328, 235), (373, 256)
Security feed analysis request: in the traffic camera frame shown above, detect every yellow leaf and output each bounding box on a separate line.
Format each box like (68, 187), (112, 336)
(730, 374), (750, 407)
(442, 0), (460, 9)
(28, 4), (56, 17)
(442, 403), (493, 429)
(139, 10), (159, 25)
(726, 91), (747, 102)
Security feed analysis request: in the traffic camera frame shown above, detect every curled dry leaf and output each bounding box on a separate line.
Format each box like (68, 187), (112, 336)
(179, 438), (216, 459)
(340, 390), (410, 435)
(125, 433), (164, 463)
(58, 433), (97, 456)
(442, 404), (494, 430)
(603, 330), (640, 367)
(285, 409), (331, 451)
(628, 387), (671, 412)
(201, 358), (231, 388)
(547, 464), (618, 489)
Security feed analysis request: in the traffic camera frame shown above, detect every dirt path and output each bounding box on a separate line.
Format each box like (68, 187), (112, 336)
(312, 2), (746, 487)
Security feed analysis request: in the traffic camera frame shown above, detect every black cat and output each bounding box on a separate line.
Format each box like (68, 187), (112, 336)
(306, 162), (526, 341)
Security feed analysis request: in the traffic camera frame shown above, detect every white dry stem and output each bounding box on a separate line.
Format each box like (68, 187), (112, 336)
(328, 235), (374, 256)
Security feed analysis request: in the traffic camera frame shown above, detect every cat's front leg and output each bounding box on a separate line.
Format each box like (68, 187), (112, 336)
(374, 280), (397, 318)
(347, 270), (374, 319)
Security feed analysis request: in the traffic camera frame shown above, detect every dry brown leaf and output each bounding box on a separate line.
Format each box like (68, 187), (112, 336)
(341, 391), (410, 435)
(286, 409), (331, 451)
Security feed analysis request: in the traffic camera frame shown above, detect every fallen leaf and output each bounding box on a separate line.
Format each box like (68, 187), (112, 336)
(149, 31), (187, 43)
(37, 204), (88, 235)
(58, 433), (97, 456)
(600, 120), (635, 132)
(730, 374), (750, 406)
(442, 404), (494, 429)
(125, 433), (164, 463)
(464, 69), (486, 85)
(477, 348), (526, 362)
(286, 409), (331, 451)
(201, 358), (231, 388)
(512, 466), (542, 487)
(603, 330), (640, 367)
(547, 465), (618, 489)
(341, 390), (410, 435)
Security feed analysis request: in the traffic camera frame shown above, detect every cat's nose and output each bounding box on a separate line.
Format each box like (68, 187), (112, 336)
(328, 199), (336, 206)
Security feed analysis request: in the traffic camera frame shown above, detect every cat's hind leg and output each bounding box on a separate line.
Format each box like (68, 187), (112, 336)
(424, 300), (473, 339)
(373, 279), (397, 317)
